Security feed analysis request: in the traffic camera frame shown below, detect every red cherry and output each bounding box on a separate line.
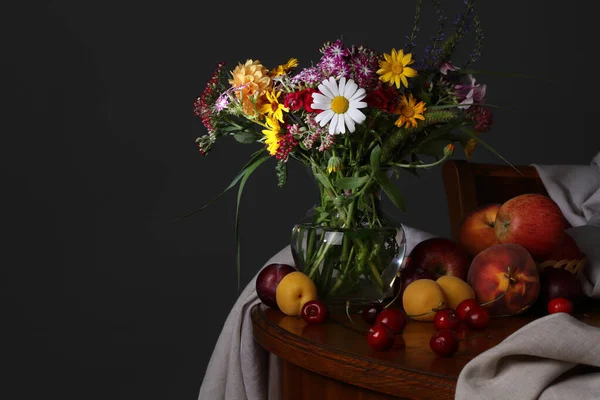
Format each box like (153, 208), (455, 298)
(548, 297), (573, 315)
(361, 302), (384, 325)
(433, 308), (461, 331)
(456, 298), (479, 321)
(375, 308), (407, 334)
(465, 305), (490, 330)
(455, 322), (471, 340)
(367, 323), (395, 351)
(429, 329), (459, 357)
(301, 300), (329, 325)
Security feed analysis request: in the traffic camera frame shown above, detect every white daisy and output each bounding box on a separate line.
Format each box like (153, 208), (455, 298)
(311, 76), (367, 135)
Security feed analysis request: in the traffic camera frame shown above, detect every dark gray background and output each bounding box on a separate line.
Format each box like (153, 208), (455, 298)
(2, 1), (597, 399)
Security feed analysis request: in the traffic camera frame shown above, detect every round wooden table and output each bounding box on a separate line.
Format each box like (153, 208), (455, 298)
(251, 302), (600, 400)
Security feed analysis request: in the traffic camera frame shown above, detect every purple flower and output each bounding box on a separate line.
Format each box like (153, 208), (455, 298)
(291, 67), (324, 87)
(214, 93), (229, 111)
(455, 75), (486, 109)
(318, 53), (348, 79)
(440, 61), (460, 75)
(347, 46), (380, 89)
(321, 39), (348, 59)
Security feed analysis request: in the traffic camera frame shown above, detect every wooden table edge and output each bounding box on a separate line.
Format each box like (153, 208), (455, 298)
(251, 304), (457, 399)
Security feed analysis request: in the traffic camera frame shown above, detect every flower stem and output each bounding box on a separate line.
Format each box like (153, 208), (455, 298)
(368, 260), (385, 291)
(389, 150), (452, 169)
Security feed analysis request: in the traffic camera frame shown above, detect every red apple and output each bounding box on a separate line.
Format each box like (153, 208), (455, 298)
(546, 232), (583, 260)
(256, 263), (296, 308)
(405, 237), (471, 281)
(494, 193), (565, 260)
(467, 243), (540, 317)
(458, 203), (502, 257)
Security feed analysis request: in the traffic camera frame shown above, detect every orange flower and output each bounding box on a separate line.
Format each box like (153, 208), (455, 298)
(393, 93), (426, 129)
(229, 60), (272, 117)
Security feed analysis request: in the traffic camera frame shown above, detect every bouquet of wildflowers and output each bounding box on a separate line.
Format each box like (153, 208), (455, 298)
(193, 0), (502, 297)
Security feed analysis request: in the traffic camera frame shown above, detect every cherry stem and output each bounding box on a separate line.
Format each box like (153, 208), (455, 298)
(458, 333), (492, 342)
(480, 266), (513, 307)
(384, 271), (403, 309)
(344, 300), (369, 335)
(405, 301), (445, 318)
(345, 300), (355, 324)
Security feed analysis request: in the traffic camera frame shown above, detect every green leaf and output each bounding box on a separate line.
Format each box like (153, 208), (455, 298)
(235, 155), (271, 290)
(333, 176), (369, 190)
(427, 103), (516, 112)
(234, 131), (261, 144)
(421, 119), (464, 143)
(222, 125), (243, 132)
(415, 138), (449, 157)
(276, 161), (287, 188)
(459, 68), (553, 82)
(370, 145), (381, 172)
(312, 168), (335, 191)
(459, 127), (524, 176)
(176, 148), (266, 220)
(373, 171), (406, 211)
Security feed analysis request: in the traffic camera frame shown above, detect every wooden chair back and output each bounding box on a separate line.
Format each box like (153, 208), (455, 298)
(442, 159), (547, 241)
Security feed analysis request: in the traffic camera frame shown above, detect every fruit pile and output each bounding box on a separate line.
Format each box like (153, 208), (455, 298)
(255, 263), (328, 322)
(254, 192), (586, 358)
(457, 193), (586, 317)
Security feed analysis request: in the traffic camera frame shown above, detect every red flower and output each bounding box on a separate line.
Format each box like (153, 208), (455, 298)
(466, 106), (493, 133)
(283, 91), (304, 111)
(275, 131), (299, 163)
(365, 85), (398, 112)
(303, 88), (318, 112)
(283, 88), (319, 113)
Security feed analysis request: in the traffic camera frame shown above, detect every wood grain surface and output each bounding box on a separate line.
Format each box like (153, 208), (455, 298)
(252, 301), (600, 400)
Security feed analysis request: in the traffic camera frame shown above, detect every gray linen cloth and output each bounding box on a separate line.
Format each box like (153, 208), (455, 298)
(197, 225), (434, 400)
(455, 152), (600, 400)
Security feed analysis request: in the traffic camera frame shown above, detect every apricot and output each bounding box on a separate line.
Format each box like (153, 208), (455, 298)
(276, 271), (318, 316)
(436, 275), (476, 310)
(402, 279), (447, 322)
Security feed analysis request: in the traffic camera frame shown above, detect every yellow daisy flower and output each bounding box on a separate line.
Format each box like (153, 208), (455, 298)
(262, 116), (281, 155)
(260, 90), (290, 123)
(394, 93), (426, 129)
(377, 48), (418, 89)
(270, 58), (299, 77)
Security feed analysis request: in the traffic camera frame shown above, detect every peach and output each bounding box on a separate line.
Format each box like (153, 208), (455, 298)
(467, 243), (540, 317)
(458, 203), (501, 257)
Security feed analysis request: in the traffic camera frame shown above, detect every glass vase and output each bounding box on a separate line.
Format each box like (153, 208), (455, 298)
(290, 169), (407, 312)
